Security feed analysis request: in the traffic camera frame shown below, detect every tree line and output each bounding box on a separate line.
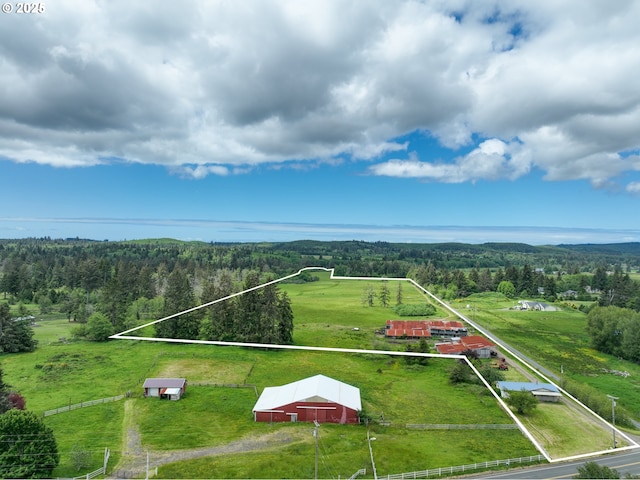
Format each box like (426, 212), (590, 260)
(1, 238), (640, 352)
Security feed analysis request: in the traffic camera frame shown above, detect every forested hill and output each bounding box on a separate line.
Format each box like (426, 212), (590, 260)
(1, 238), (639, 275)
(2, 237), (640, 328)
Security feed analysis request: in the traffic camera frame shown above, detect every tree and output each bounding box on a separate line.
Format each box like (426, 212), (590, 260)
(86, 312), (115, 341)
(379, 281), (390, 307)
(478, 269), (494, 292)
(477, 364), (506, 385)
(276, 291), (294, 344)
(497, 280), (516, 298)
(404, 338), (430, 366)
(156, 268), (199, 339)
(361, 285), (376, 307)
(574, 461), (620, 479)
(200, 271), (236, 341)
(449, 360), (473, 384)
(0, 303), (38, 353)
(234, 271), (262, 342)
(505, 389), (538, 415)
(396, 282), (403, 305)
(70, 443), (91, 472)
(0, 410), (59, 478)
(0, 366), (12, 414)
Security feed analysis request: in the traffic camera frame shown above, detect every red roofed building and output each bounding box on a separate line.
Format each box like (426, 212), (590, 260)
(385, 320), (468, 339)
(435, 335), (495, 358)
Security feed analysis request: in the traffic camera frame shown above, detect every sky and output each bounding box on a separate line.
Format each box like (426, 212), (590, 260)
(1, 1), (640, 245)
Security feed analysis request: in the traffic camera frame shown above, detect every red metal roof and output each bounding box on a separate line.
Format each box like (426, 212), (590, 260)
(385, 320), (467, 337)
(460, 335), (495, 349)
(435, 343), (467, 354)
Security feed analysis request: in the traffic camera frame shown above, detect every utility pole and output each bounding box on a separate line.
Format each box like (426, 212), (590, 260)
(607, 394), (619, 448)
(313, 420), (320, 480)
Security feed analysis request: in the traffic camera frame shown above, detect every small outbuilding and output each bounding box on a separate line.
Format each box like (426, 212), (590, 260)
(143, 378), (187, 401)
(253, 374), (361, 424)
(496, 381), (562, 403)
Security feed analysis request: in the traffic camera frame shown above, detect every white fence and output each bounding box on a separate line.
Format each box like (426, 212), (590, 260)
(72, 466), (104, 480)
(348, 468), (367, 479)
(381, 455), (545, 479)
(43, 395), (125, 417)
(72, 447), (110, 480)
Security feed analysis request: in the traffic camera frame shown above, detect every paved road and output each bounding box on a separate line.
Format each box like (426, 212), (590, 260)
(468, 449), (640, 479)
(416, 284), (640, 478)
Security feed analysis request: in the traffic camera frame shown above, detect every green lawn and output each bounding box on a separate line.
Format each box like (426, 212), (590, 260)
(463, 292), (640, 420)
(4, 274), (632, 478)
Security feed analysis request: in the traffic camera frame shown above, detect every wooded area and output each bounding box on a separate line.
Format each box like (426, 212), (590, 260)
(1, 238), (639, 360)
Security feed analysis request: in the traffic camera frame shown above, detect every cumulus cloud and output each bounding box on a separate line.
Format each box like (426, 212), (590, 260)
(0, 0), (639, 190)
(369, 139), (531, 183)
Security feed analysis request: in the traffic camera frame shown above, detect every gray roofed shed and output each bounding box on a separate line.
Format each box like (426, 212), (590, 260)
(143, 378), (187, 400)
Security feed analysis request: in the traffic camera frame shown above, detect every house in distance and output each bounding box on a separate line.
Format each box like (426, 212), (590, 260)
(143, 378), (187, 401)
(253, 374), (361, 424)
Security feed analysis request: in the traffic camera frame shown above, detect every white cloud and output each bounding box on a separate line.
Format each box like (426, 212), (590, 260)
(369, 139), (531, 183)
(627, 182), (640, 195)
(0, 0), (639, 189)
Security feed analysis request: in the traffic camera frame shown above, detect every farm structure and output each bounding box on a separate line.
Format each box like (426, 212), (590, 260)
(143, 378), (187, 401)
(496, 381), (562, 403)
(516, 300), (558, 311)
(253, 374), (362, 424)
(435, 335), (496, 358)
(385, 320), (468, 339)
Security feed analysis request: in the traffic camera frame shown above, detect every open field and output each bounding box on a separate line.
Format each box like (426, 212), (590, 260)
(1, 272), (635, 477)
(461, 292), (640, 420)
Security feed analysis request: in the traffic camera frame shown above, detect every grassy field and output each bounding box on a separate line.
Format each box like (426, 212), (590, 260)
(460, 292), (640, 420)
(1, 273), (634, 477)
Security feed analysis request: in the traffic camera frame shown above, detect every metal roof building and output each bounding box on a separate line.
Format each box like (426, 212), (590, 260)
(143, 378), (187, 401)
(253, 374), (361, 424)
(496, 381), (562, 402)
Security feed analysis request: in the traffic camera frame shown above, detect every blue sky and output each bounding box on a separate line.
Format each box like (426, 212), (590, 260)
(1, 1), (640, 244)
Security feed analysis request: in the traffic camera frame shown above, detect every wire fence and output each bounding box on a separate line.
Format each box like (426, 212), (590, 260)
(43, 395), (125, 417)
(406, 423), (519, 430)
(381, 455), (545, 479)
(188, 382), (259, 396)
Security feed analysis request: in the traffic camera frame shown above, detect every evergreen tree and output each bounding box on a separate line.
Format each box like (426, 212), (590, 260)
(0, 410), (59, 478)
(379, 281), (390, 307)
(277, 291), (294, 344)
(478, 269), (494, 292)
(156, 268), (198, 339)
(234, 271), (262, 342)
(519, 264), (535, 296)
(258, 281), (280, 344)
(0, 304), (38, 353)
(200, 275), (235, 341)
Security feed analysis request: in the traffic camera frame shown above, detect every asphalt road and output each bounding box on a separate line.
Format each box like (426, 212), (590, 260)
(417, 287), (640, 478)
(468, 449), (640, 479)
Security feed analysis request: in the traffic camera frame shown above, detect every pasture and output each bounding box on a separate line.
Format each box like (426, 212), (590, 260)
(1, 272), (630, 477)
(460, 292), (640, 420)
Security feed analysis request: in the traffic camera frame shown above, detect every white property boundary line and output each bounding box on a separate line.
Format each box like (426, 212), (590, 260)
(110, 267), (638, 463)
